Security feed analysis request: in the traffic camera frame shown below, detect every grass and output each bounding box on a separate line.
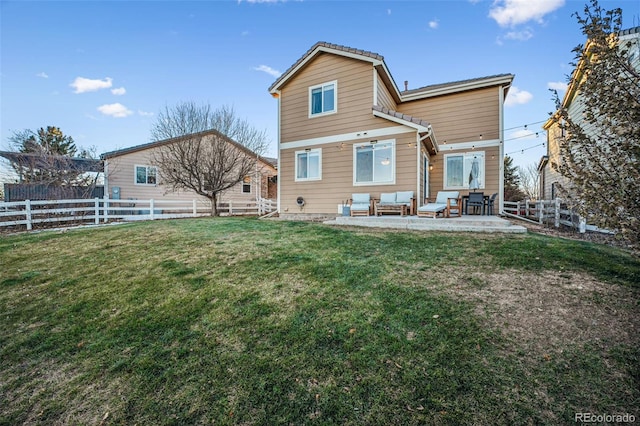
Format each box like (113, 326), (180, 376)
(1, 218), (638, 425)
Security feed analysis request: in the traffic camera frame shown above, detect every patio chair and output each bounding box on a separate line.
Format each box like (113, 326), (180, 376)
(466, 192), (485, 215)
(485, 193), (498, 215)
(417, 191), (461, 218)
(349, 193), (373, 216)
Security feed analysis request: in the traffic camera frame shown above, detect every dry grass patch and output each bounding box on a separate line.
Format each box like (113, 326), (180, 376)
(424, 268), (639, 357)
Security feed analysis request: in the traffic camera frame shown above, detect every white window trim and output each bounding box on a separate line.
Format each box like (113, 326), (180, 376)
(443, 151), (485, 190)
(134, 165), (158, 185)
(242, 176), (252, 194)
(308, 80), (337, 118)
(294, 148), (322, 182)
(352, 139), (396, 186)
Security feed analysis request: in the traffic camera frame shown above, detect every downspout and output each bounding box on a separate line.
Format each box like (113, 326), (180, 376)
(416, 132), (420, 208)
(498, 84), (508, 214)
(273, 90), (282, 214)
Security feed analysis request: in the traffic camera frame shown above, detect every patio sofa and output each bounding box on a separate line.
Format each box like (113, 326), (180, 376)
(349, 193), (374, 216)
(417, 191), (462, 218)
(374, 191), (415, 216)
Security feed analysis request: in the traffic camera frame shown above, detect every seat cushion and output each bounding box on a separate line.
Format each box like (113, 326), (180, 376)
(418, 203), (447, 212)
(350, 203), (370, 211)
(352, 193), (370, 204)
(434, 191), (459, 205)
(379, 193), (396, 204)
(396, 191), (413, 205)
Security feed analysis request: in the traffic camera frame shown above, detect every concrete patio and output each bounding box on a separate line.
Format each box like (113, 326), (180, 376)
(325, 214), (527, 233)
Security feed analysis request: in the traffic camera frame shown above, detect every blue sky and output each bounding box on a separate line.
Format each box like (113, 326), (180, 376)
(1, 0), (638, 174)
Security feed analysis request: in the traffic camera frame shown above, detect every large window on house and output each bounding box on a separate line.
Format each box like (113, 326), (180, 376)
(354, 140), (395, 185)
(444, 152), (485, 190)
(135, 165), (157, 185)
(295, 148), (321, 181)
(309, 81), (336, 117)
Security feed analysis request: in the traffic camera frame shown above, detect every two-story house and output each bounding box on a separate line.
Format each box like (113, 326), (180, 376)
(539, 26), (640, 200)
(269, 42), (514, 218)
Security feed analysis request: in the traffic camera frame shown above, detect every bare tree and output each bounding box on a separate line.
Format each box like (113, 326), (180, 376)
(519, 163), (540, 200)
(150, 103), (270, 216)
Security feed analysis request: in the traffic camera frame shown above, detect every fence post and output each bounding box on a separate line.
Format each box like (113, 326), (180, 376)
(538, 200), (544, 224)
(104, 195), (109, 223)
(150, 199), (155, 220)
(25, 199), (32, 231)
(94, 198), (100, 224)
(579, 216), (586, 234)
(192, 200), (197, 217)
(229, 201), (233, 216)
(554, 198), (560, 228)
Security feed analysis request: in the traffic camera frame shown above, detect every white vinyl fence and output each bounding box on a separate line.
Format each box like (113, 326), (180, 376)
(503, 198), (612, 234)
(0, 197), (276, 231)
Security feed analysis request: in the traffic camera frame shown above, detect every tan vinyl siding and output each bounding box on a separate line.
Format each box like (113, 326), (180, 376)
(376, 72), (396, 110)
(279, 132), (419, 214)
(280, 53), (395, 143)
(399, 87), (501, 143)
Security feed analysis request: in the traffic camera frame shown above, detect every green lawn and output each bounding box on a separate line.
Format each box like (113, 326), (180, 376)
(1, 218), (638, 425)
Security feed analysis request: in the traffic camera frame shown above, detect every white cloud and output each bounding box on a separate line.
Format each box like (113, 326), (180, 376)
(505, 86), (533, 106)
(387, 9), (391, 15)
(241, 30), (250, 36)
(36, 72), (49, 79)
(428, 19), (439, 29)
(547, 81), (568, 92)
(254, 65), (282, 78)
(97, 103), (133, 118)
(70, 77), (113, 94)
(504, 28), (533, 41)
(111, 87), (126, 96)
(138, 110), (154, 117)
(489, 0), (565, 27)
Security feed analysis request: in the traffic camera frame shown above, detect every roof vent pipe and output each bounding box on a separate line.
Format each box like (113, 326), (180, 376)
(404, 80), (408, 91)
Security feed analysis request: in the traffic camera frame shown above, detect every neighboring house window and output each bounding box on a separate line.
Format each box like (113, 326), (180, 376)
(242, 176), (251, 193)
(353, 140), (395, 185)
(551, 182), (557, 200)
(295, 148), (321, 181)
(309, 80), (337, 117)
(444, 152), (485, 190)
(135, 165), (157, 185)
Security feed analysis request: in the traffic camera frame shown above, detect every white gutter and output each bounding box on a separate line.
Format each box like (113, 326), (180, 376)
(273, 90), (282, 214)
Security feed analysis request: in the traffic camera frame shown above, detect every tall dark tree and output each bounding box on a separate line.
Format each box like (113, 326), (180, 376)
(150, 103), (269, 216)
(7, 126), (87, 185)
(549, 0), (639, 247)
(503, 156), (525, 201)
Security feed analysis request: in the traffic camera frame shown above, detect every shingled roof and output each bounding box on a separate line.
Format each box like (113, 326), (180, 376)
(372, 105), (431, 129)
(269, 42), (388, 94)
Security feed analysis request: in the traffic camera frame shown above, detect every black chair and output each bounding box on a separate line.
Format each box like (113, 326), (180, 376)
(485, 193), (498, 215)
(466, 192), (485, 215)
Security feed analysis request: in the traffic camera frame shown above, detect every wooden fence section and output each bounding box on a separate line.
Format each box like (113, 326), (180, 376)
(503, 199), (612, 234)
(4, 183), (104, 202)
(0, 197), (277, 231)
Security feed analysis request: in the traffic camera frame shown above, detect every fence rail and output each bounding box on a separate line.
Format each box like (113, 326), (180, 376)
(503, 199), (612, 234)
(0, 197), (276, 231)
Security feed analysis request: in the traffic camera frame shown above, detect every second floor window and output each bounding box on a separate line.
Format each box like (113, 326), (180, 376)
(242, 176), (251, 193)
(135, 165), (157, 185)
(309, 81), (336, 117)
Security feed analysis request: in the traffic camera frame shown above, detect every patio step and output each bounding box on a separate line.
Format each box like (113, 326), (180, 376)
(325, 215), (527, 233)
